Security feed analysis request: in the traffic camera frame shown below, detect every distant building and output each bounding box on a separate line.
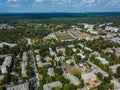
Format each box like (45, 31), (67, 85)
(77, 53), (85, 59)
(82, 72), (97, 84)
(47, 68), (54, 76)
(0, 42), (17, 48)
(21, 61), (27, 76)
(56, 46), (65, 53)
(0, 75), (4, 81)
(96, 57), (109, 65)
(89, 51), (100, 57)
(105, 26), (118, 32)
(22, 52), (27, 61)
(7, 82), (29, 90)
(1, 56), (12, 74)
(109, 64), (120, 73)
(43, 81), (62, 90)
(36, 55), (41, 62)
(111, 37), (120, 44)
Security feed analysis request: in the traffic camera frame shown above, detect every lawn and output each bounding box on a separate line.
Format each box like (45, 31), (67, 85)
(56, 32), (73, 40)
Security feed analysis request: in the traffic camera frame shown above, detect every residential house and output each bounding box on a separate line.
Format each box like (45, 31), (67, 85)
(1, 56), (12, 74)
(82, 72), (97, 84)
(7, 82), (29, 90)
(47, 68), (54, 76)
(43, 81), (62, 90)
(56, 46), (65, 53)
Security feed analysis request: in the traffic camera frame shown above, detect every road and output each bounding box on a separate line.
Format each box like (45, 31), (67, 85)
(29, 50), (39, 90)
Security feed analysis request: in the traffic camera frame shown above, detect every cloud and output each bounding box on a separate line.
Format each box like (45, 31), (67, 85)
(35, 0), (43, 2)
(82, 0), (95, 3)
(8, 4), (20, 7)
(105, 0), (120, 6)
(7, 0), (20, 2)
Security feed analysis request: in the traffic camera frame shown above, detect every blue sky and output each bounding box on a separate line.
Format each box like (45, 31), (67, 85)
(0, 0), (120, 12)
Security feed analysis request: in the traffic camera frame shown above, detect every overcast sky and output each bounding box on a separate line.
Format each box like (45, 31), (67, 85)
(0, 0), (120, 13)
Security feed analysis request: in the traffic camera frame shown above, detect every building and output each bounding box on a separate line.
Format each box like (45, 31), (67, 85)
(36, 55), (41, 62)
(43, 81), (62, 90)
(63, 72), (80, 85)
(0, 42), (17, 48)
(105, 26), (118, 32)
(111, 37), (120, 44)
(47, 68), (54, 76)
(67, 73), (80, 85)
(1, 56), (12, 74)
(82, 72), (97, 84)
(22, 52), (27, 61)
(96, 57), (109, 65)
(56, 46), (65, 53)
(0, 75), (5, 81)
(21, 61), (27, 76)
(7, 82), (29, 90)
(109, 64), (120, 73)
(77, 53), (85, 59)
(89, 51), (100, 57)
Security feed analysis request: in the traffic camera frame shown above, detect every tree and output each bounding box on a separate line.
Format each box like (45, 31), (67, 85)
(96, 72), (103, 80)
(45, 76), (52, 83)
(90, 87), (95, 90)
(117, 66), (120, 75)
(54, 87), (62, 90)
(110, 83), (114, 89)
(63, 84), (76, 90)
(103, 77), (111, 84)
(74, 72), (81, 79)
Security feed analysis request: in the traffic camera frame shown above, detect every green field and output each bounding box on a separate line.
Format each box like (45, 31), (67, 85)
(56, 32), (73, 40)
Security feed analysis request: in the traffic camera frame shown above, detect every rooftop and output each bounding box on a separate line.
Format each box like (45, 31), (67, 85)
(7, 82), (29, 90)
(43, 81), (62, 90)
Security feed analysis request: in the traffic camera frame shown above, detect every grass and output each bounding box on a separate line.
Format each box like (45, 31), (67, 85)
(56, 32), (73, 40)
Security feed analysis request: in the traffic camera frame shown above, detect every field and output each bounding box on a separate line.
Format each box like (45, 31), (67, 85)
(70, 30), (90, 39)
(56, 32), (73, 40)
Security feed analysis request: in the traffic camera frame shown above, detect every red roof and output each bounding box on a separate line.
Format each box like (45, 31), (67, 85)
(56, 46), (65, 50)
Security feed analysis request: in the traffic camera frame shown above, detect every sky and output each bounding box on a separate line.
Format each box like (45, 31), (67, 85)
(0, 0), (120, 13)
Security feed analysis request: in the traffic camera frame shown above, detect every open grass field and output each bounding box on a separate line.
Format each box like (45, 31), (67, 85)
(56, 32), (73, 40)
(70, 30), (90, 39)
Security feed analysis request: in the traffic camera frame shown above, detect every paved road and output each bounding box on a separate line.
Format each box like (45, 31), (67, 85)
(29, 50), (38, 90)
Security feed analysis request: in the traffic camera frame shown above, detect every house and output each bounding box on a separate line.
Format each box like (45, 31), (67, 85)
(26, 38), (32, 45)
(0, 75), (4, 81)
(89, 51), (100, 57)
(84, 47), (92, 52)
(116, 48), (120, 57)
(111, 37), (120, 44)
(73, 48), (77, 52)
(56, 46), (65, 53)
(21, 61), (27, 76)
(37, 61), (43, 68)
(63, 72), (80, 85)
(82, 72), (97, 84)
(47, 68), (54, 76)
(22, 52), (27, 61)
(43, 81), (62, 90)
(105, 26), (118, 32)
(7, 82), (29, 90)
(105, 33), (116, 39)
(77, 53), (85, 59)
(109, 64), (120, 73)
(1, 65), (7, 74)
(66, 59), (74, 65)
(0, 42), (17, 48)
(68, 45), (75, 48)
(36, 54), (41, 62)
(96, 57), (109, 65)
(1, 56), (12, 74)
